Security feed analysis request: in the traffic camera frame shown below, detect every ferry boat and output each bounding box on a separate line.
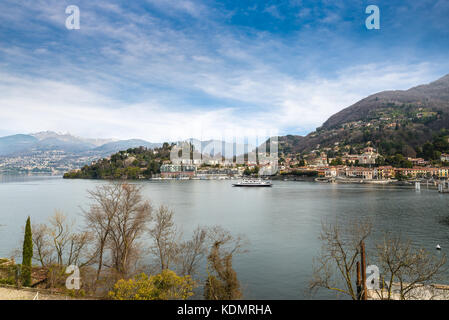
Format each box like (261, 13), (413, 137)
(232, 178), (272, 187)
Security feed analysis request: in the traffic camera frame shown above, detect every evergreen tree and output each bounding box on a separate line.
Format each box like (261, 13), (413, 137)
(21, 216), (33, 286)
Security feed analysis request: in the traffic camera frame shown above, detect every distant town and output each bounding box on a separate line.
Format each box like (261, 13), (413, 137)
(0, 150), (98, 175)
(155, 145), (449, 181)
(277, 146), (449, 181)
(3, 136), (449, 183)
(54, 138), (449, 183)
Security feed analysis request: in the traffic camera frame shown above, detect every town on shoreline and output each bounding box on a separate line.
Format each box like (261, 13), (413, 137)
(60, 144), (449, 185)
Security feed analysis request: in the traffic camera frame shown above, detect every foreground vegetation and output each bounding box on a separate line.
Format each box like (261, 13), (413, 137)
(310, 218), (448, 300)
(0, 182), (247, 300)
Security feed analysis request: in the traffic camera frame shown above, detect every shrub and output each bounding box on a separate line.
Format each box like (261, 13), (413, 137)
(109, 270), (194, 300)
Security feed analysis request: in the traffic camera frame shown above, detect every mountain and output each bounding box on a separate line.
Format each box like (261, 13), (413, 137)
(322, 74), (449, 129)
(277, 73), (449, 158)
(0, 132), (160, 157)
(31, 131), (115, 147)
(0, 134), (38, 156)
(33, 137), (96, 153)
(0, 130), (253, 159)
(93, 139), (162, 156)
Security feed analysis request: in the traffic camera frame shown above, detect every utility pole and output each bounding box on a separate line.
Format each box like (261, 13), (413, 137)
(361, 241), (367, 300)
(356, 261), (362, 300)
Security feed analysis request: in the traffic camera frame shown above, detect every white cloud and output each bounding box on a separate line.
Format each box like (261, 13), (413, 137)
(0, 62), (441, 141)
(263, 5), (282, 19)
(145, 0), (207, 18)
(0, 0), (447, 142)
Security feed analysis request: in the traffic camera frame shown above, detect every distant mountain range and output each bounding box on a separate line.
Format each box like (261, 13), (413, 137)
(0, 131), (162, 157)
(276, 73), (449, 157)
(0, 131), (253, 158)
(0, 131), (254, 173)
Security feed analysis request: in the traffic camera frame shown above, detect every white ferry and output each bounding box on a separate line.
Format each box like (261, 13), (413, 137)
(232, 178), (272, 187)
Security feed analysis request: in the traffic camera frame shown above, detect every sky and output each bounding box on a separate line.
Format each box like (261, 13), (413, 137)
(1, 0), (449, 142)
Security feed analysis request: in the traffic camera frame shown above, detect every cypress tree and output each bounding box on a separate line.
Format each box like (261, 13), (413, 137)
(21, 216), (33, 286)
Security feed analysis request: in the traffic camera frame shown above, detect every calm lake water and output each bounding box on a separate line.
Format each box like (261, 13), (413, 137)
(1, 175), (449, 299)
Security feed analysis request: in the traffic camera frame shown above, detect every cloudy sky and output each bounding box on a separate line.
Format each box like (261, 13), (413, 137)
(1, 0), (449, 142)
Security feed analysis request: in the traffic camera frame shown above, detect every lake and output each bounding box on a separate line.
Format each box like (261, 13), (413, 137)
(1, 175), (449, 299)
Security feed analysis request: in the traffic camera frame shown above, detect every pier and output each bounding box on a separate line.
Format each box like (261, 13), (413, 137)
(438, 180), (449, 193)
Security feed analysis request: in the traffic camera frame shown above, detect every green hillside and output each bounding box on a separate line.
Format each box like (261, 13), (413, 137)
(277, 73), (449, 159)
(63, 144), (172, 179)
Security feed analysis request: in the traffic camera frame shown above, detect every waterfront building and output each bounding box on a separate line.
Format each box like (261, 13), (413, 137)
(427, 167), (439, 177)
(324, 166), (345, 178)
(373, 166), (395, 179)
(160, 164), (196, 178)
(438, 167), (449, 179)
(196, 167), (240, 178)
(345, 167), (374, 180)
(394, 167), (438, 178)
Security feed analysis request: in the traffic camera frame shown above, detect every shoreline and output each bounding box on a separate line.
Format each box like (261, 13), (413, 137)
(2, 173), (442, 189)
(60, 175), (441, 189)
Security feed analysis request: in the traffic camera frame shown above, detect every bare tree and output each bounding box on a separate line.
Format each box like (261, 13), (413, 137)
(105, 183), (152, 278)
(311, 219), (447, 301)
(149, 205), (180, 272)
(147, 205), (208, 278)
(27, 211), (96, 292)
(48, 211), (73, 266)
(375, 234), (447, 300)
(83, 183), (124, 281)
(178, 226), (208, 277)
(309, 218), (372, 300)
(34, 211), (95, 268)
(32, 223), (53, 267)
(66, 231), (95, 267)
